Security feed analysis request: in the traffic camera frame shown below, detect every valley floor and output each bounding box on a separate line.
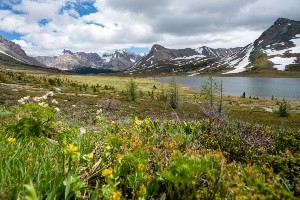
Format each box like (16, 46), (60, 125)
(0, 64), (300, 199)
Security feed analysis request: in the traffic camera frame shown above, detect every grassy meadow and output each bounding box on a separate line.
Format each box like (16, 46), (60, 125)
(0, 64), (300, 199)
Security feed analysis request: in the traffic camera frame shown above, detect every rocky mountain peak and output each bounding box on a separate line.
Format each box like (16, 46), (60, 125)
(254, 18), (300, 49)
(62, 49), (74, 55)
(150, 44), (166, 52)
(274, 18), (296, 26)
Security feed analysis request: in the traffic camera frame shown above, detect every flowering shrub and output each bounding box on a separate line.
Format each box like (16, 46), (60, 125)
(6, 93), (58, 138)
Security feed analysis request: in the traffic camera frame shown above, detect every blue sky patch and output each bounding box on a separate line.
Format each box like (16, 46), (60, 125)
(60, 0), (97, 17)
(38, 19), (51, 27)
(0, 31), (23, 41)
(0, 0), (24, 14)
(124, 47), (150, 54)
(85, 22), (105, 28)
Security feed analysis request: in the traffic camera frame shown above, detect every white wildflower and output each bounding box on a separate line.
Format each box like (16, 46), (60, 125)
(18, 96), (30, 104)
(72, 105), (76, 107)
(54, 107), (60, 112)
(47, 91), (54, 97)
(52, 99), (58, 104)
(79, 127), (86, 134)
(17, 99), (25, 104)
(23, 96), (30, 101)
(38, 102), (48, 107)
(33, 97), (42, 102)
(96, 109), (102, 115)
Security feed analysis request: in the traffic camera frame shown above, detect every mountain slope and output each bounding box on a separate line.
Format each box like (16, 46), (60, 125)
(222, 18), (300, 74)
(196, 46), (242, 57)
(127, 44), (241, 75)
(0, 35), (44, 66)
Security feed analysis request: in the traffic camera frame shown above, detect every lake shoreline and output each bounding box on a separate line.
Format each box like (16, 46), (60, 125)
(157, 77), (300, 100)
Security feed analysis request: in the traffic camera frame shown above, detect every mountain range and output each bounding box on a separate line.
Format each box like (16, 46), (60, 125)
(0, 17), (299, 75)
(35, 49), (141, 72)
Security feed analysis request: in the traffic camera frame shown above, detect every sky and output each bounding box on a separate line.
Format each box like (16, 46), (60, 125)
(0, 0), (299, 56)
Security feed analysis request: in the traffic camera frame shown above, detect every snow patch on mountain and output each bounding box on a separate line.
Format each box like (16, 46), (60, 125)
(174, 55), (205, 60)
(269, 57), (297, 70)
(263, 37), (300, 55)
(264, 48), (289, 56)
(195, 47), (203, 54)
(289, 37), (300, 53)
(224, 44), (253, 74)
(0, 50), (24, 63)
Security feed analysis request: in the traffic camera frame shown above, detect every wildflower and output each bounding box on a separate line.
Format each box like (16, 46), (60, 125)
(116, 154), (123, 163)
(79, 127), (86, 134)
(47, 91), (54, 97)
(38, 102), (48, 107)
(83, 153), (94, 161)
(23, 96), (30, 101)
(52, 99), (58, 104)
(18, 96), (30, 104)
(135, 116), (140, 125)
(72, 105), (76, 107)
(106, 145), (112, 151)
(144, 118), (150, 125)
(137, 163), (145, 171)
(102, 167), (113, 177)
(111, 120), (115, 125)
(68, 144), (78, 152)
(96, 109), (102, 115)
(33, 97), (42, 102)
(54, 107), (60, 112)
(139, 184), (147, 196)
(86, 153), (93, 160)
(17, 99), (25, 104)
(43, 92), (54, 99)
(7, 137), (16, 143)
(110, 190), (121, 200)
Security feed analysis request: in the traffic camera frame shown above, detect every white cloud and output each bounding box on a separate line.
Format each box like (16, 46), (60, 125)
(0, 0), (299, 56)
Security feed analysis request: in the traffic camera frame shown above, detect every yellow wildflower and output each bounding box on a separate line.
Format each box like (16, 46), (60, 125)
(139, 184), (147, 196)
(102, 167), (113, 177)
(111, 120), (115, 125)
(106, 145), (112, 151)
(135, 116), (140, 125)
(137, 163), (145, 171)
(83, 153), (94, 161)
(116, 154), (123, 163)
(7, 137), (16, 143)
(110, 190), (121, 200)
(144, 118), (150, 125)
(68, 144), (78, 152)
